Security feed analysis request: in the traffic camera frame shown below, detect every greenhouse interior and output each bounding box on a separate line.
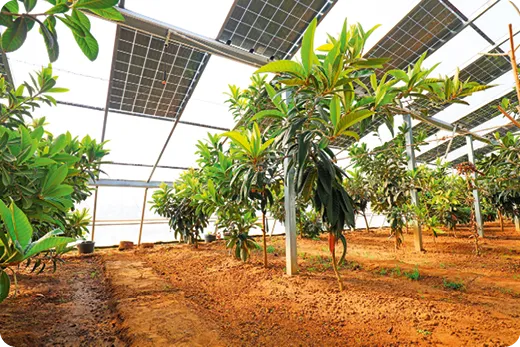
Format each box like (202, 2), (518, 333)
(1, 0), (520, 345)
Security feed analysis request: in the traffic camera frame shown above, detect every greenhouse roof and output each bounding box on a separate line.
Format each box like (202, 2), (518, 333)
(2, 0), (519, 245)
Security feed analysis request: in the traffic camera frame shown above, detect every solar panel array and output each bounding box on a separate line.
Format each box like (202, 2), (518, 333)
(416, 89), (517, 162)
(218, 0), (337, 60)
(459, 49), (511, 85)
(366, 0), (464, 73)
(331, 0), (467, 149)
(108, 27), (209, 119)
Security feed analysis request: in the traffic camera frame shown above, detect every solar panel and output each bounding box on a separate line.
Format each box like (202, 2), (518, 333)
(455, 90), (516, 130)
(366, 0), (464, 73)
(417, 135), (467, 163)
(459, 49), (511, 85)
(330, 0), (466, 149)
(108, 26), (210, 119)
(218, 0), (337, 60)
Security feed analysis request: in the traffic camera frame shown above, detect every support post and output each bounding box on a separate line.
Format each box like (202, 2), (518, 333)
(515, 215), (520, 232)
(91, 188), (99, 241)
(404, 114), (424, 252)
(466, 135), (484, 237)
(284, 158), (298, 276)
(137, 188), (149, 246)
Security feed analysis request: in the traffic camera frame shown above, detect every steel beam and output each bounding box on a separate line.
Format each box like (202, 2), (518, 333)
(89, 178), (172, 188)
(55, 100), (231, 131)
(116, 8), (269, 68)
(284, 158), (298, 276)
(466, 135), (484, 237)
(404, 114), (424, 252)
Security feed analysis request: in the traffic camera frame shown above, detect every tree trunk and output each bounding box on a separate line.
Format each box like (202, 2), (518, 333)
(331, 246), (344, 291)
(498, 209), (504, 233)
(262, 212), (268, 268)
(362, 213), (370, 233)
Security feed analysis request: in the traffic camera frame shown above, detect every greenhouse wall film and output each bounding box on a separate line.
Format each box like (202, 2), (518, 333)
(1, 0), (520, 346)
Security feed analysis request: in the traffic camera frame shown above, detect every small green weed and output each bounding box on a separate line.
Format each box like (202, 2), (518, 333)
(392, 266), (402, 277)
(439, 263), (446, 269)
(307, 267), (317, 272)
(443, 278), (465, 291)
(417, 329), (432, 336)
(404, 266), (420, 281)
(90, 271), (97, 279)
(378, 267), (388, 276)
(266, 245), (276, 254)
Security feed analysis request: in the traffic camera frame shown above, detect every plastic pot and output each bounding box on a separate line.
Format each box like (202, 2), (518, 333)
(77, 241), (95, 254)
(204, 234), (216, 243)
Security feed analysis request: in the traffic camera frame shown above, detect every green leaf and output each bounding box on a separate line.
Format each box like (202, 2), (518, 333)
(24, 235), (75, 259)
(23, 0), (37, 12)
(89, 7), (124, 21)
(40, 17), (59, 62)
(72, 9), (90, 30)
(45, 3), (70, 14)
(301, 17), (318, 76)
(330, 95), (340, 128)
(57, 15), (86, 37)
(222, 131), (252, 155)
(74, 0), (119, 9)
(250, 109), (285, 122)
(73, 26), (99, 61)
(48, 87), (69, 93)
(1, 16), (28, 52)
(4, 0), (18, 14)
(0, 271), (10, 303)
(255, 60), (306, 79)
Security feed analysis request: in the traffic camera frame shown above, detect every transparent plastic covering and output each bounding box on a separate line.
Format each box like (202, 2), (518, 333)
(4, 0), (517, 246)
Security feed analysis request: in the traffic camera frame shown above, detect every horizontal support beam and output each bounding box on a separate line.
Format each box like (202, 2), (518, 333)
(56, 100), (230, 131)
(105, 162), (188, 170)
(89, 178), (172, 188)
(402, 107), (493, 145)
(117, 8), (270, 68)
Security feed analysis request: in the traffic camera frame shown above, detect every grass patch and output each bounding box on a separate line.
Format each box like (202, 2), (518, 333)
(439, 263), (446, 269)
(392, 266), (402, 277)
(342, 261), (362, 271)
(266, 245), (276, 254)
(404, 266), (420, 281)
(416, 329), (432, 336)
(377, 267), (389, 276)
(443, 278), (465, 291)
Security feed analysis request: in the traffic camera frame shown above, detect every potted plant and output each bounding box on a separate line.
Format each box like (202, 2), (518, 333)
(67, 209), (95, 254)
(204, 230), (216, 243)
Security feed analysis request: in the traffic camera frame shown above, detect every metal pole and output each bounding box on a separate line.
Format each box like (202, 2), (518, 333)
(137, 188), (149, 246)
(90, 26), (121, 242)
(404, 114), (424, 252)
(284, 158), (298, 276)
(466, 135), (484, 237)
(91, 189), (99, 241)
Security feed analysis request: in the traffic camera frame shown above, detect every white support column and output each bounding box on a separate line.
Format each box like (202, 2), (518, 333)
(404, 114), (424, 252)
(466, 135), (484, 237)
(514, 215), (520, 232)
(284, 158), (298, 276)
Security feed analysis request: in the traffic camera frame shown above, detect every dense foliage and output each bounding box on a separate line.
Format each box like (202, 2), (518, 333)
(0, 0), (123, 61)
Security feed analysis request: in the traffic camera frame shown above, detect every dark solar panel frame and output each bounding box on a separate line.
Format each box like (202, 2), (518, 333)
(218, 0), (338, 60)
(108, 26), (210, 119)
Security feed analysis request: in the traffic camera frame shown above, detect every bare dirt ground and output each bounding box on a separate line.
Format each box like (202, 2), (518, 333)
(1, 255), (124, 347)
(1, 221), (520, 346)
